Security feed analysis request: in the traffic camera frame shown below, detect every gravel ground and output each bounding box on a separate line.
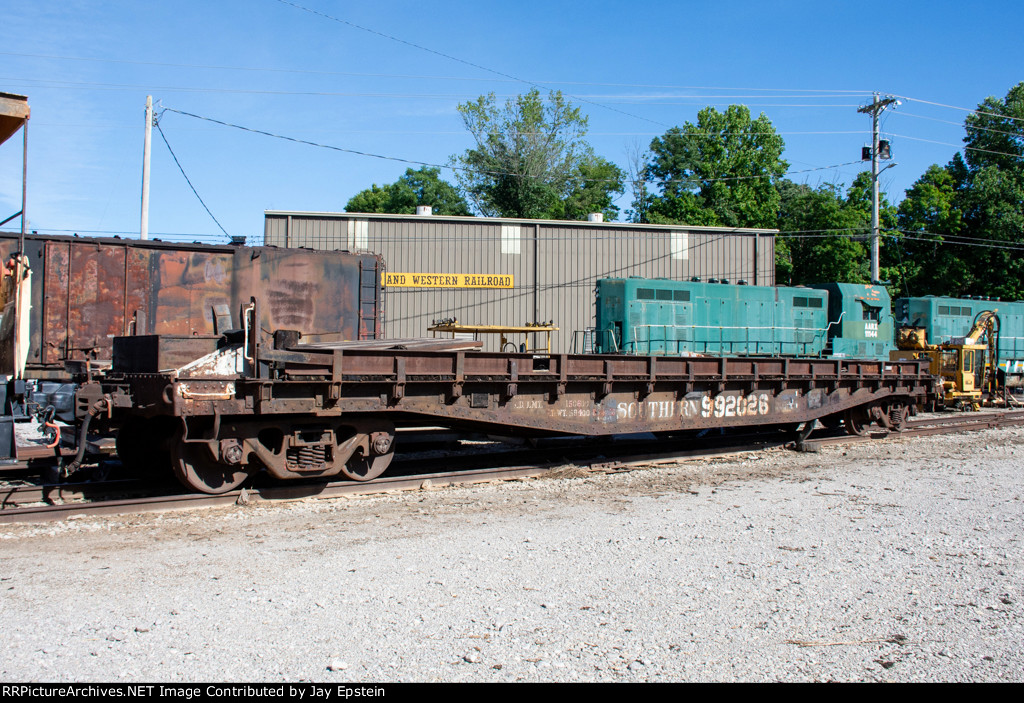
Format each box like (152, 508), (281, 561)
(1, 425), (1022, 682)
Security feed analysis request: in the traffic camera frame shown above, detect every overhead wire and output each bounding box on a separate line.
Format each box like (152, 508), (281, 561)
(0, 50), (876, 93)
(273, 0), (676, 128)
(2, 49), (872, 92)
(20, 36), (1019, 175)
(271, 0), (1022, 154)
(277, 0), (802, 131)
(6, 224), (1023, 254)
(892, 111), (1024, 138)
(161, 104), (865, 188)
(892, 95), (1024, 123)
(153, 117), (232, 238)
(885, 133), (1024, 160)
(13, 28), (1021, 236)
(893, 232), (1024, 252)
(0, 76), (874, 106)
(267, 0), (879, 129)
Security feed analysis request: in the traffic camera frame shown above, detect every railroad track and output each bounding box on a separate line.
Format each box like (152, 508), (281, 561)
(797, 408), (1024, 450)
(3, 409), (1023, 524)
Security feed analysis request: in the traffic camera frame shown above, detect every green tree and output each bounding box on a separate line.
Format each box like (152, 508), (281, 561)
(957, 164), (1024, 300)
(776, 172), (895, 286)
(891, 82), (1024, 300)
(640, 105), (788, 228)
(452, 89), (624, 219)
(957, 82), (1024, 301)
(345, 183), (394, 214)
(963, 82), (1024, 173)
(776, 180), (867, 285)
(346, 166), (471, 216)
(547, 156), (625, 222)
(892, 164), (967, 296)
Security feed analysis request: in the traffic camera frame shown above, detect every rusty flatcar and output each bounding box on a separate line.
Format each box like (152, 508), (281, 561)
(76, 322), (937, 493)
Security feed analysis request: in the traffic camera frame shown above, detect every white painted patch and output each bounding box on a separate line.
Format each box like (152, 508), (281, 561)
(176, 345), (246, 378)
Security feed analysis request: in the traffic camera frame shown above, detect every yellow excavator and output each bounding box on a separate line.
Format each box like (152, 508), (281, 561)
(891, 310), (1004, 410)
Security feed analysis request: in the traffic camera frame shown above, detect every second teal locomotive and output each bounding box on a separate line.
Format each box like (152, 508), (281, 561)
(593, 277), (895, 360)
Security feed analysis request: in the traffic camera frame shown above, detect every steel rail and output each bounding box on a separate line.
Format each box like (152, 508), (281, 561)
(0, 438), (788, 523)
(3, 410), (1022, 525)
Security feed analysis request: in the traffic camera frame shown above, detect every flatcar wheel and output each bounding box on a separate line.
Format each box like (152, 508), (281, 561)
(170, 441), (250, 494)
(341, 450), (394, 482)
(844, 407), (871, 437)
(340, 430), (395, 482)
(888, 404), (909, 432)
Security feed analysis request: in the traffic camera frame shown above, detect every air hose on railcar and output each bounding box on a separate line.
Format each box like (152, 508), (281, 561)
(61, 395), (111, 478)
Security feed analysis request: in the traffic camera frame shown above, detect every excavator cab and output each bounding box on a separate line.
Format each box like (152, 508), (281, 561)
(939, 345), (986, 408)
(892, 310), (1001, 410)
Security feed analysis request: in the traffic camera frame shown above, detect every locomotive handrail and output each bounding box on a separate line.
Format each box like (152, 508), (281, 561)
(626, 323), (825, 358)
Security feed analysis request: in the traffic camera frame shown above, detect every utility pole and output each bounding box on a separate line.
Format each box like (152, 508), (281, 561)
(140, 95), (153, 240)
(857, 93), (898, 283)
(20, 110), (27, 250)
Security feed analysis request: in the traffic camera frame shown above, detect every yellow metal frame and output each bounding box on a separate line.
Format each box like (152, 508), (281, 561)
(427, 323), (559, 354)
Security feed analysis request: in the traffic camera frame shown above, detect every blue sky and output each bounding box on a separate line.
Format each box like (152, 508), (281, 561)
(1, 0), (1021, 243)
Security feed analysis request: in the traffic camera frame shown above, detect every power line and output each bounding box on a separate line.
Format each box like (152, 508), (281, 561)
(1, 50), (876, 94)
(892, 110), (1024, 138)
(892, 94), (1024, 124)
(272, 0), (674, 129)
(886, 133), (1024, 160)
(894, 231), (1024, 252)
(672, 162), (865, 184)
(154, 119), (231, 238)
(8, 220), (1022, 256)
(162, 104), (863, 188)
(889, 227), (1024, 247)
(778, 228), (1024, 253)
(0, 77), (873, 105)
(595, 100), (862, 107)
(0, 120), (865, 138)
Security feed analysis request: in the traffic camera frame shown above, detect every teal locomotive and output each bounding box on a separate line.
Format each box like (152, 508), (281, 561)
(593, 277), (895, 360)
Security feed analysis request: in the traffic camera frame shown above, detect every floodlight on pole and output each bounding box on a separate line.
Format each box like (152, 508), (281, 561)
(857, 94), (898, 284)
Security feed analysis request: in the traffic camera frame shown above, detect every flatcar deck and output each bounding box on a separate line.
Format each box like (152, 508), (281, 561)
(84, 340), (937, 493)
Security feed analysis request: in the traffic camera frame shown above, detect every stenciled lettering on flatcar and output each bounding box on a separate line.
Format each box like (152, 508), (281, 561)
(554, 398), (598, 419)
(508, 392), (774, 423)
(697, 392), (771, 419)
(615, 392), (771, 421)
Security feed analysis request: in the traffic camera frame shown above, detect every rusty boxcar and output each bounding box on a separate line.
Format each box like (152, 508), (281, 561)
(0, 233), (383, 378)
(0, 233), (383, 460)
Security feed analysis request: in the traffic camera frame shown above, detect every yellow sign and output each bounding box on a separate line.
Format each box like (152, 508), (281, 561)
(382, 272), (514, 289)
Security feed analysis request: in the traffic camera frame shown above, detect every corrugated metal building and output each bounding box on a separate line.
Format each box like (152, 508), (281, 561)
(264, 211), (776, 353)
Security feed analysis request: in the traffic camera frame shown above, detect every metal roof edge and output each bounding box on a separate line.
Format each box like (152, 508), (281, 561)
(0, 230), (259, 253)
(263, 210), (778, 235)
